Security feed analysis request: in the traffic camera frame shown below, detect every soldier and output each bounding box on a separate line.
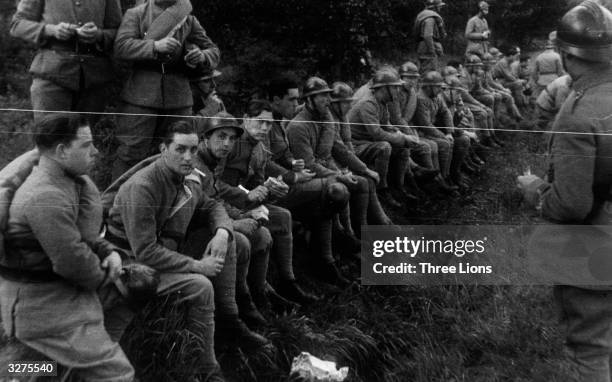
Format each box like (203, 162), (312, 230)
(221, 100), (352, 286)
(195, 112), (314, 308)
(492, 45), (527, 110)
(0, 114), (134, 381)
(347, 68), (424, 205)
(329, 82), (393, 226)
(112, 0), (220, 180)
(535, 74), (572, 129)
(481, 53), (523, 121)
(415, 71), (471, 190)
(463, 55), (501, 127)
(531, 32), (565, 97)
(10, 0), (122, 122)
(106, 121), (270, 380)
(414, 0), (447, 74)
(191, 68), (225, 137)
(518, 2), (612, 380)
(465, 1), (491, 57)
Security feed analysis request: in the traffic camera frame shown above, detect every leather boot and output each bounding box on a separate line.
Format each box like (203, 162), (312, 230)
(237, 292), (267, 330)
(318, 261), (351, 287)
(215, 315), (270, 351)
(264, 284), (300, 314)
(278, 279), (319, 305)
(379, 188), (402, 209)
(413, 165), (439, 181)
(201, 365), (226, 382)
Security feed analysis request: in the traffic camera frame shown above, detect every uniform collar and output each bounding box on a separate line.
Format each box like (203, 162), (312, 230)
(571, 65), (612, 95)
(37, 156), (74, 184)
(155, 157), (184, 186)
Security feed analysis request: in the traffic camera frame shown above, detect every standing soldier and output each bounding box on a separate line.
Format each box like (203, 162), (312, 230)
(518, 2), (612, 380)
(10, 0), (122, 121)
(465, 1), (491, 58)
(414, 0), (447, 74)
(112, 0), (220, 180)
(531, 32), (565, 97)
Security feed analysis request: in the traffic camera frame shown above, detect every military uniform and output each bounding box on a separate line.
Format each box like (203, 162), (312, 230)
(112, 0), (220, 179)
(536, 74), (572, 128)
(10, 0), (122, 121)
(0, 157), (134, 381)
(532, 48), (564, 96)
(492, 57), (525, 107)
(465, 14), (490, 57)
(414, 9), (447, 73)
(346, 90), (411, 191)
(106, 157), (236, 374)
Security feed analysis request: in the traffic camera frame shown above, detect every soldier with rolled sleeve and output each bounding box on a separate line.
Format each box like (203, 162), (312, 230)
(112, 0), (220, 180)
(10, 0), (122, 121)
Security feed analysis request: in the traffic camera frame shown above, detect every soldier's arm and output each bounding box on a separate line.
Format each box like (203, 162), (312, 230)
(119, 183), (207, 273)
(25, 191), (106, 291)
(358, 100), (406, 146)
(438, 97), (454, 135)
(188, 16), (220, 70)
(422, 18), (436, 54)
(415, 98), (443, 138)
(99, 0), (122, 52)
(540, 114), (597, 222)
(331, 136), (370, 176)
(114, 8), (157, 61)
(10, 0), (46, 45)
(286, 122), (337, 177)
(465, 18), (484, 40)
(192, 190), (234, 240)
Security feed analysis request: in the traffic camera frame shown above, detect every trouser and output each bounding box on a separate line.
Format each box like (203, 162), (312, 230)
(422, 135), (452, 178)
(347, 174), (369, 235)
(354, 141), (392, 189)
(365, 176), (391, 224)
(112, 102), (192, 181)
(554, 285), (612, 382)
(450, 134), (470, 180)
(0, 279), (135, 382)
(265, 204), (296, 280)
(503, 80), (526, 108)
(420, 138), (441, 172)
(465, 103), (492, 138)
(30, 77), (108, 124)
(388, 146), (411, 189)
(242, 226), (272, 295)
(409, 139), (435, 170)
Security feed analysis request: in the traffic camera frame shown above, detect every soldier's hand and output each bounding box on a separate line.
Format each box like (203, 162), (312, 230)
(291, 159), (305, 172)
(404, 134), (420, 146)
(247, 185), (269, 203)
(233, 218), (259, 236)
(337, 173), (358, 188)
(101, 251), (123, 285)
(199, 255), (225, 277)
(45, 22), (76, 41)
(154, 37), (181, 55)
(445, 133), (454, 143)
(206, 228), (230, 259)
(184, 48), (205, 67)
(267, 182), (289, 199)
(248, 205), (269, 222)
(365, 169), (380, 185)
(295, 169), (316, 183)
(76, 22), (100, 44)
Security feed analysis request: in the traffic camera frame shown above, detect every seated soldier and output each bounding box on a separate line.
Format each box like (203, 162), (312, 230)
(195, 111), (316, 307)
(492, 45), (528, 111)
(0, 114), (134, 381)
(347, 68), (424, 205)
(464, 55), (502, 124)
(481, 53), (523, 121)
(106, 121), (270, 380)
(414, 71), (471, 193)
(221, 100), (352, 286)
(329, 81), (393, 226)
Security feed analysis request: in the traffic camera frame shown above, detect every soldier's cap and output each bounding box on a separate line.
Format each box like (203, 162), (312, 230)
(203, 111), (244, 138)
(421, 71), (446, 87)
(441, 66), (459, 77)
(330, 82), (356, 103)
(190, 69), (222, 83)
(426, 0), (446, 8)
(302, 77), (334, 98)
(446, 77), (465, 90)
(370, 68), (405, 89)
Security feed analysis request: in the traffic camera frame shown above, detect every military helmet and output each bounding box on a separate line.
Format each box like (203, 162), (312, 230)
(399, 62), (420, 78)
(203, 111), (244, 138)
(479, 1), (489, 10)
(489, 47), (502, 58)
(425, 0), (446, 8)
(302, 77), (333, 98)
(441, 66), (459, 78)
(447, 77), (465, 90)
(465, 54), (484, 67)
(370, 68), (405, 89)
(557, 1), (612, 63)
(330, 82), (355, 103)
(421, 71), (446, 87)
(189, 68), (222, 83)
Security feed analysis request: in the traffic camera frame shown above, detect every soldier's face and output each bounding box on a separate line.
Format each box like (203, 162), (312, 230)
(206, 127), (239, 160)
(160, 133), (199, 176)
(339, 100), (352, 116)
(310, 93), (331, 115)
(196, 79), (216, 97)
(61, 126), (98, 176)
(275, 88), (299, 119)
(244, 111), (274, 142)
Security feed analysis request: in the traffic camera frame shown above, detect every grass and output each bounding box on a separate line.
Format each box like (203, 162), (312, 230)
(0, 90), (570, 381)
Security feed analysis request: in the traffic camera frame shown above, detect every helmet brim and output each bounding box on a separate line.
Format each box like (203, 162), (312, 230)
(558, 40), (612, 63)
(302, 88), (334, 98)
(330, 97), (357, 103)
(370, 80), (405, 89)
(190, 70), (222, 83)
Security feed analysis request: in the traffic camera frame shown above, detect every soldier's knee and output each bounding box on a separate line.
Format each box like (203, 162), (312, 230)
(355, 176), (369, 192)
(252, 227), (273, 253)
(234, 232), (251, 264)
(374, 142), (392, 158)
(325, 182), (350, 213)
(188, 274), (215, 306)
